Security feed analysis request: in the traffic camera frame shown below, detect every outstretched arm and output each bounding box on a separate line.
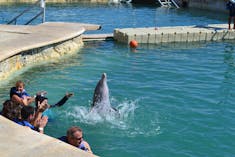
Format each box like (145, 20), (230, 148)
(11, 94), (33, 106)
(50, 93), (73, 108)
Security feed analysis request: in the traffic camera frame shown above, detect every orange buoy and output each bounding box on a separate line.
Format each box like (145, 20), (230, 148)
(129, 40), (138, 48)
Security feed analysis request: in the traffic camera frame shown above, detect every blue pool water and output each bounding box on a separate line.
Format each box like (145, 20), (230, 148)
(0, 2), (235, 157)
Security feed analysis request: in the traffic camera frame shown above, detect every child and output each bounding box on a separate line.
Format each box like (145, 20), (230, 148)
(10, 80), (35, 106)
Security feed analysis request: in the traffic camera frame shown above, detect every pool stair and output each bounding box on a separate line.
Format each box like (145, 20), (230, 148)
(7, 0), (46, 25)
(113, 24), (235, 44)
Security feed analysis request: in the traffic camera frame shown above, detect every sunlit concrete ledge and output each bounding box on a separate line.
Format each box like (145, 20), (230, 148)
(0, 22), (100, 81)
(0, 22), (101, 156)
(0, 116), (97, 157)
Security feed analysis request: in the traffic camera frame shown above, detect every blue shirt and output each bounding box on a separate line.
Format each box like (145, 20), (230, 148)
(10, 87), (29, 99)
(14, 119), (38, 131)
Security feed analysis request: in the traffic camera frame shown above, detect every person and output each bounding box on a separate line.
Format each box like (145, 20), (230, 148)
(226, 0), (235, 29)
(58, 126), (92, 153)
(1, 100), (22, 121)
(34, 92), (74, 114)
(10, 80), (35, 106)
(14, 105), (48, 134)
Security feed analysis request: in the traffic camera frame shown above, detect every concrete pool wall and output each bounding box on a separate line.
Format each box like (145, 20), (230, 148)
(0, 35), (83, 80)
(0, 115), (98, 157)
(0, 22), (100, 157)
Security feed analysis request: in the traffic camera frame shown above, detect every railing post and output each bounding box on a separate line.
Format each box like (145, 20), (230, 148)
(40, 0), (46, 23)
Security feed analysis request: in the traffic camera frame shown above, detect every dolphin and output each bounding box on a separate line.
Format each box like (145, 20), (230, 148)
(91, 73), (118, 114)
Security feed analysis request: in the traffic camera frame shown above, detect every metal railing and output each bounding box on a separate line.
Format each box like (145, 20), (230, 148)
(157, 0), (179, 8)
(7, 0), (46, 25)
(171, 0), (179, 8)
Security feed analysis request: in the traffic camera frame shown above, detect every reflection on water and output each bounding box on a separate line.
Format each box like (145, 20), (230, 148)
(0, 2), (227, 31)
(0, 3), (234, 157)
(137, 41), (209, 50)
(0, 39), (234, 157)
(218, 44), (235, 105)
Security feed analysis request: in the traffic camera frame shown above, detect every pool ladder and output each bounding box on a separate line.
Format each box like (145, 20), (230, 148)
(7, 0), (46, 25)
(157, 0), (180, 8)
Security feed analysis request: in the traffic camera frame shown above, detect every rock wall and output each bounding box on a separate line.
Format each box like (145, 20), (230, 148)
(0, 36), (83, 81)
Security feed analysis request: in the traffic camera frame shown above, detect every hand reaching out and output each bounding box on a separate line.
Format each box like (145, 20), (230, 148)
(65, 92), (74, 98)
(39, 116), (48, 128)
(36, 91), (47, 96)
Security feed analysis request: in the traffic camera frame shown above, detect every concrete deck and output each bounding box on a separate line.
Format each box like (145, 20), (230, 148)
(0, 22), (100, 61)
(0, 116), (97, 157)
(82, 33), (113, 41)
(0, 22), (101, 156)
(114, 24), (235, 44)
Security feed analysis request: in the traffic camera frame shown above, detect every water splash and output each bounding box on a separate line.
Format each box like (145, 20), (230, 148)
(62, 98), (162, 137)
(64, 99), (138, 129)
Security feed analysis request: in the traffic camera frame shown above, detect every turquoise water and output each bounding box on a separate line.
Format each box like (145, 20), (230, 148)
(0, 2), (235, 157)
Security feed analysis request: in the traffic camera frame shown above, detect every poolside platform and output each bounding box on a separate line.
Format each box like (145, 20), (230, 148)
(0, 116), (97, 157)
(0, 22), (101, 157)
(0, 22), (101, 80)
(114, 24), (235, 44)
(82, 33), (113, 41)
(0, 22), (100, 61)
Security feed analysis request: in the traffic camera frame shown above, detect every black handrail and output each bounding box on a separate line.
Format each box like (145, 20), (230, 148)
(24, 10), (43, 25)
(7, 0), (44, 25)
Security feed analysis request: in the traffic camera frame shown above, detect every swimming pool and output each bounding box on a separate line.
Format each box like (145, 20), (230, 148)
(0, 2), (234, 157)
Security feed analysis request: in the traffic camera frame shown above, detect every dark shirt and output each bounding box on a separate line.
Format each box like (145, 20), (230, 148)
(227, 1), (235, 11)
(50, 96), (69, 108)
(58, 136), (88, 151)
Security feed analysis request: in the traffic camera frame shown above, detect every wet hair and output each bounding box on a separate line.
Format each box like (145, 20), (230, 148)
(15, 80), (24, 88)
(67, 126), (82, 138)
(21, 106), (35, 120)
(35, 95), (48, 111)
(1, 100), (22, 120)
